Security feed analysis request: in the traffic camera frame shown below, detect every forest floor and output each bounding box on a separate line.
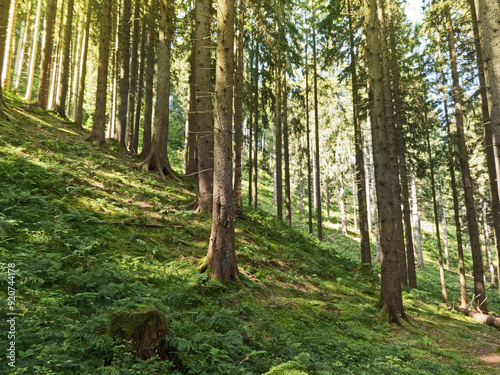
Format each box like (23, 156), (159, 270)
(1, 93), (500, 374)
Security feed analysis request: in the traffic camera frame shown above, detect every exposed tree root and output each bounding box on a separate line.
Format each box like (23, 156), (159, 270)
(455, 307), (500, 329)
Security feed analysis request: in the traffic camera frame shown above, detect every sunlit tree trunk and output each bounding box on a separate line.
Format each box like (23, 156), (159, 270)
(482, 199), (494, 284)
(55, 0), (74, 117)
(410, 169), (424, 269)
(49, 1), (65, 109)
(0, 0), (11, 106)
(284, 72), (291, 225)
(88, 0), (112, 145)
(364, 0), (404, 324)
(445, 4), (487, 313)
(247, 34), (253, 207)
(24, 0), (42, 102)
(439, 173), (449, 269)
(2, 0), (17, 89)
(275, 49), (283, 220)
(12, 8), (30, 91)
(201, 0), (239, 283)
(471, 0), (500, 301)
(444, 94), (467, 309)
(340, 175), (347, 234)
(75, 0), (92, 127)
(108, 3), (120, 139)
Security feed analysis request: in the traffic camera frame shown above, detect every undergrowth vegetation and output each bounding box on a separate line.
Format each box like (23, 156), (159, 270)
(1, 95), (500, 374)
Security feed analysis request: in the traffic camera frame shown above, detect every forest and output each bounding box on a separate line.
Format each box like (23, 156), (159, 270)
(1, 0), (500, 373)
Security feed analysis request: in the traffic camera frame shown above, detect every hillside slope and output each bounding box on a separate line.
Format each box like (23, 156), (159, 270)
(1, 96), (500, 374)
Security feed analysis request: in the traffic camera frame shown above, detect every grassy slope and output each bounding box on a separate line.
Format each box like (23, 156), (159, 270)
(1, 95), (500, 374)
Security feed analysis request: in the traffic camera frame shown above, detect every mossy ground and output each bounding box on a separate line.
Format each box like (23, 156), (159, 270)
(1, 93), (499, 374)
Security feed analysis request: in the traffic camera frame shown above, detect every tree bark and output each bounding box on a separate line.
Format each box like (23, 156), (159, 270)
(195, 0), (214, 213)
(233, 0), (244, 215)
(139, 10), (155, 158)
(445, 5), (487, 313)
(75, 0), (92, 127)
(140, 0), (176, 179)
(410, 169), (424, 269)
(201, 0), (239, 283)
(88, 0), (112, 145)
(471, 0), (500, 302)
(349, 0), (371, 267)
(248, 33), (253, 208)
(133, 10), (147, 153)
(284, 72), (291, 225)
(364, 0), (404, 324)
(24, 0), (42, 102)
(126, 1), (141, 151)
(2, 0), (17, 89)
(312, 12), (322, 241)
(116, 0), (132, 146)
(275, 47), (283, 220)
(55, 0), (74, 117)
(184, 39), (198, 175)
(252, 38), (259, 210)
(0, 0), (11, 106)
(12, 5), (30, 91)
(305, 38), (312, 234)
(439, 173), (450, 270)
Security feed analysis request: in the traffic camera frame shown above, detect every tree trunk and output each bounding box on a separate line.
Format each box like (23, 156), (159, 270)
(252, 37), (259, 210)
(12, 9), (29, 91)
(305, 35), (312, 235)
(195, 0), (214, 214)
(116, 0), (132, 146)
(426, 125), (448, 304)
(482, 199), (494, 284)
(233, 0), (244, 215)
(410, 169), (424, 269)
(275, 49), (283, 220)
(284, 72), (291, 225)
(139, 9), (155, 158)
(75, 0), (92, 127)
(248, 33), (254, 208)
(340, 175), (347, 234)
(2, 0), (17, 89)
(88, 0), (112, 145)
(0, 0), (11, 106)
(364, 0), (404, 324)
(471, 0), (500, 303)
(24, 0), (42, 102)
(140, 0), (175, 179)
(444, 94), (467, 309)
(133, 10), (147, 154)
(108, 2), (120, 139)
(54, 0), (74, 117)
(201, 0), (239, 283)
(49, 1), (66, 109)
(126, 1), (140, 151)
(184, 40), (198, 175)
(312, 12), (322, 241)
(349, 0), (371, 267)
(445, 5), (487, 313)
(439, 173), (450, 270)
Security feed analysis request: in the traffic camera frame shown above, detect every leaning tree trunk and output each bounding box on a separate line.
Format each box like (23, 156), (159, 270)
(200, 0), (239, 283)
(364, 0), (404, 325)
(116, 0), (132, 146)
(233, 0), (244, 215)
(88, 0), (112, 145)
(55, 0), (75, 117)
(195, 0), (214, 214)
(140, 0), (176, 179)
(445, 5), (487, 313)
